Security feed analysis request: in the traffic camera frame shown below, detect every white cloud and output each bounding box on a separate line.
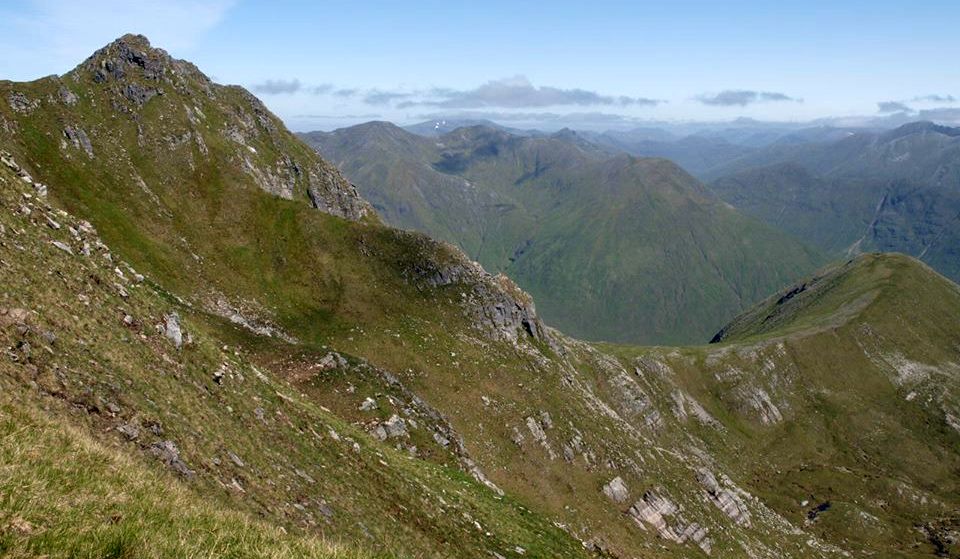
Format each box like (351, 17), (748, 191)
(696, 90), (801, 107)
(398, 75), (663, 109)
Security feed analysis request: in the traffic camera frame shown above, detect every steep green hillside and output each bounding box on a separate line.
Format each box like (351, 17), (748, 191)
(3, 35), (960, 559)
(602, 253), (960, 557)
(710, 122), (960, 282)
(304, 122), (824, 345)
(709, 162), (874, 254)
(0, 154), (586, 558)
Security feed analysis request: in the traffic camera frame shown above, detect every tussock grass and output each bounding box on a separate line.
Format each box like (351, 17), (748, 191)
(0, 404), (366, 559)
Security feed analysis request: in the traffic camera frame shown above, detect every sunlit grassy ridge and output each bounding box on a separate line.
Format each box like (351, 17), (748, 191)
(603, 253), (960, 556)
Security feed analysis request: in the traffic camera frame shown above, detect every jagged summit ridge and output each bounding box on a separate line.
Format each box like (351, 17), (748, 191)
(81, 33), (186, 83)
(52, 33), (372, 221)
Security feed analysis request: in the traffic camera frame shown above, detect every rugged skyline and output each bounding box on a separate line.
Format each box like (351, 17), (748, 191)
(1, 1), (959, 130)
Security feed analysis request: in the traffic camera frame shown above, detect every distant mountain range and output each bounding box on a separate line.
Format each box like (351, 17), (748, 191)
(301, 122), (823, 344)
(403, 118), (534, 137)
(390, 117), (960, 294)
(709, 121), (960, 282)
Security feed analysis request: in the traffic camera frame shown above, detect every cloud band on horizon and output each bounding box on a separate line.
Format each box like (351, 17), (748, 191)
(250, 74), (664, 109)
(696, 90), (801, 106)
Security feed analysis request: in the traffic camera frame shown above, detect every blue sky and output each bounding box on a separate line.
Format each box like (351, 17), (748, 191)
(1, 0), (958, 130)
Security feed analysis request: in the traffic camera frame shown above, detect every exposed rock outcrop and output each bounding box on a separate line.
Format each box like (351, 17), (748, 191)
(7, 92), (38, 114)
(403, 239), (547, 345)
(697, 469), (752, 527)
(62, 126), (94, 158)
(602, 476), (630, 504)
(628, 490), (712, 554)
(164, 313), (183, 349)
(150, 440), (194, 477)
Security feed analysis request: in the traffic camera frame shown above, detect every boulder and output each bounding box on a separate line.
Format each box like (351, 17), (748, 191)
(603, 476), (630, 504)
(164, 313), (183, 348)
(383, 414), (408, 438)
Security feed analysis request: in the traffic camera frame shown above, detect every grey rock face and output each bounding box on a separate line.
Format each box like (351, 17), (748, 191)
(525, 416), (547, 443)
(164, 313), (183, 348)
(602, 476), (630, 504)
(740, 386), (783, 424)
(305, 163), (372, 221)
(7, 92), (38, 114)
(697, 469), (752, 527)
(1, 152), (21, 173)
(671, 389), (722, 428)
(471, 275), (544, 342)
(628, 490), (712, 554)
(58, 86), (78, 106)
(209, 299), (297, 343)
(405, 241), (547, 345)
(86, 34), (167, 84)
(432, 431), (450, 447)
(240, 153), (298, 201)
(51, 241), (73, 255)
(524, 415), (556, 459)
(383, 414), (408, 438)
(123, 83), (160, 106)
(116, 423), (140, 440)
(223, 89), (371, 221)
(63, 126), (94, 158)
(227, 451), (244, 468)
(315, 351), (347, 370)
(629, 491), (678, 536)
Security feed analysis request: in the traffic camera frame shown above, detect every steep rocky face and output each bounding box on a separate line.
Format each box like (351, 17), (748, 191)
(402, 238), (546, 344)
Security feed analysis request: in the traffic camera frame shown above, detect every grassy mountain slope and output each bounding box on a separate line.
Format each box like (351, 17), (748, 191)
(709, 162), (875, 254)
(2, 35), (960, 559)
(305, 122), (824, 345)
(709, 123), (960, 282)
(0, 155), (586, 558)
(604, 253), (960, 557)
(0, 145), (850, 558)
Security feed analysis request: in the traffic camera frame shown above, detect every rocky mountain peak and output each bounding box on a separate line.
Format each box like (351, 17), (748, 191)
(77, 33), (205, 86)
(49, 35), (374, 222)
